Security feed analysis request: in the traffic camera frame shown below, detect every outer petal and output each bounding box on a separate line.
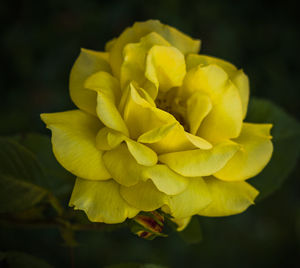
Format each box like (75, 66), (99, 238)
(172, 217), (192, 231)
(41, 110), (110, 180)
(198, 176), (259, 216)
(110, 20), (200, 78)
(186, 54), (249, 118)
(69, 178), (139, 224)
(120, 180), (168, 211)
(145, 45), (186, 92)
(214, 123), (273, 181)
(164, 177), (211, 218)
(159, 141), (239, 177)
(69, 48), (111, 115)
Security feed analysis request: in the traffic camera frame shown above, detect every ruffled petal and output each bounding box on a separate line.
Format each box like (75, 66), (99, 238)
(159, 141), (239, 177)
(70, 48), (111, 115)
(144, 164), (188, 195)
(214, 123), (273, 181)
(102, 144), (145, 186)
(120, 180), (168, 211)
(186, 54), (249, 118)
(69, 178), (139, 224)
(182, 64), (243, 142)
(141, 123), (212, 154)
(110, 20), (200, 78)
(164, 177), (211, 218)
(85, 72), (129, 136)
(198, 176), (259, 216)
(145, 45), (186, 92)
(40, 110), (110, 180)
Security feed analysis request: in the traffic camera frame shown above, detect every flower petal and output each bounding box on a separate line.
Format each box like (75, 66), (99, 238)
(41, 110), (110, 180)
(102, 144), (145, 186)
(145, 45), (186, 92)
(123, 83), (175, 139)
(159, 141), (239, 177)
(197, 81), (243, 142)
(182, 64), (243, 142)
(198, 176), (259, 217)
(186, 92), (212, 135)
(110, 20), (200, 78)
(164, 177), (211, 218)
(120, 180), (168, 211)
(70, 48), (111, 115)
(137, 122), (177, 143)
(69, 178), (139, 224)
(186, 54), (249, 118)
(214, 123), (273, 181)
(121, 32), (170, 97)
(85, 72), (129, 136)
(95, 127), (124, 151)
(125, 139), (158, 166)
(172, 217), (192, 231)
(144, 164), (188, 195)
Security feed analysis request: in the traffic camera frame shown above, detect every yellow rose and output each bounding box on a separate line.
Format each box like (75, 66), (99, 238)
(41, 20), (273, 230)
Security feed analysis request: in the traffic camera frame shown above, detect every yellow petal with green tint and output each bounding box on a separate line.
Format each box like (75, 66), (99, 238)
(69, 178), (139, 224)
(198, 176), (259, 216)
(214, 123), (273, 181)
(145, 45), (186, 92)
(95, 127), (124, 151)
(110, 20), (200, 78)
(123, 83), (175, 139)
(185, 132), (212, 150)
(165, 177), (211, 218)
(125, 139), (157, 166)
(137, 122), (177, 143)
(70, 48), (111, 115)
(186, 92), (212, 135)
(120, 180), (168, 211)
(186, 54), (249, 118)
(144, 164), (188, 195)
(103, 144), (145, 186)
(41, 110), (110, 180)
(159, 141), (239, 177)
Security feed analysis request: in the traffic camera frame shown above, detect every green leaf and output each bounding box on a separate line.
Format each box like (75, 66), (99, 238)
(0, 251), (53, 268)
(179, 216), (202, 244)
(14, 133), (74, 198)
(0, 137), (62, 214)
(246, 98), (300, 200)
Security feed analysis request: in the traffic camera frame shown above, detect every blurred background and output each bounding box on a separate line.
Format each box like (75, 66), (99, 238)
(1, 0), (299, 267)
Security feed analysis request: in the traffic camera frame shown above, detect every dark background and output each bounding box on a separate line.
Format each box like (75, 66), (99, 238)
(1, 0), (299, 267)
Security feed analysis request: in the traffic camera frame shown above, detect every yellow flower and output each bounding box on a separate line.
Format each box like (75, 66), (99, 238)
(41, 20), (273, 229)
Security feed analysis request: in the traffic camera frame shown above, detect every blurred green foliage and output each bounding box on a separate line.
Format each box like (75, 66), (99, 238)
(1, 0), (299, 267)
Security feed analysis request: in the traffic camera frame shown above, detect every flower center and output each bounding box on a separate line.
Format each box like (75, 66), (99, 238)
(155, 89), (189, 131)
